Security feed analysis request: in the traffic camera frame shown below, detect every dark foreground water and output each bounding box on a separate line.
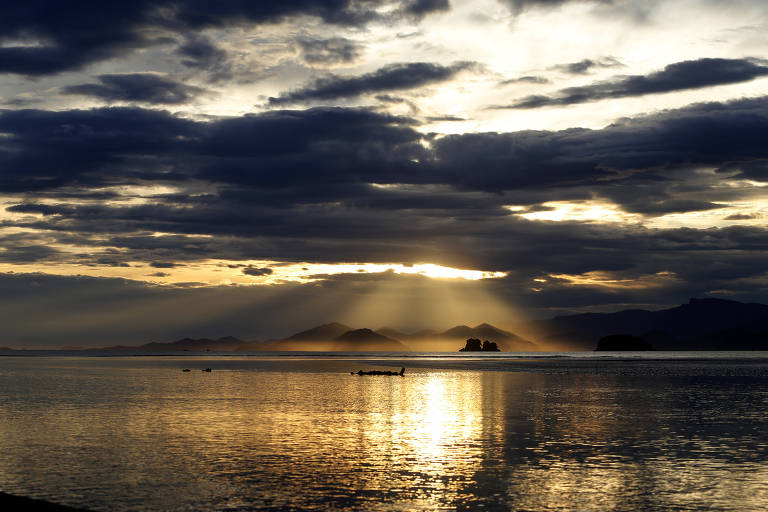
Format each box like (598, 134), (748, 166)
(1, 353), (768, 511)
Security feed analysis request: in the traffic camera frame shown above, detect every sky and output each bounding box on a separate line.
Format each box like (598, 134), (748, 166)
(1, 0), (768, 347)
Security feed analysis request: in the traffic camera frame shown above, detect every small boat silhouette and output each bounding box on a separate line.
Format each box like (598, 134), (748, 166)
(351, 367), (405, 376)
(203, 368), (212, 372)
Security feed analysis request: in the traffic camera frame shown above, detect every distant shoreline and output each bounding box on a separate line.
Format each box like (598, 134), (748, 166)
(0, 492), (91, 511)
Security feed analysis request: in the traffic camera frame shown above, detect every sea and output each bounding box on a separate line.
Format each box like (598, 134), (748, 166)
(1, 352), (768, 511)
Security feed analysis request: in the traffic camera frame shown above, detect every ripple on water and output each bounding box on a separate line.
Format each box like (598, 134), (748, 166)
(0, 356), (767, 511)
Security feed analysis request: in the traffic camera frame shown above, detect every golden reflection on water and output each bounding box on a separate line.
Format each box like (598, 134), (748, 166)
(1, 358), (768, 511)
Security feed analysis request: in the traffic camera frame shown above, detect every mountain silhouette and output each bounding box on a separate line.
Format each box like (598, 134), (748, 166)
(82, 298), (768, 353)
(283, 322), (353, 342)
(104, 336), (247, 352)
(529, 298), (768, 350)
(333, 328), (409, 351)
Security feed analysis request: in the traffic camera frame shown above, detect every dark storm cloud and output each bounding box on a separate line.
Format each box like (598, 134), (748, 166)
(502, 58), (768, 108)
(0, 243), (62, 263)
(176, 34), (232, 81)
(242, 266), (274, 276)
(574, 170), (726, 216)
(61, 74), (207, 104)
(725, 213), (761, 220)
(400, 0), (451, 18)
(0, 1), (156, 76)
(7, 203), (68, 216)
(436, 96), (768, 190)
(551, 57), (623, 74)
(150, 262), (181, 268)
(1, 98), (766, 280)
(268, 61), (476, 105)
(716, 160), (768, 182)
(93, 258), (131, 267)
(297, 37), (364, 65)
(4, 187), (766, 282)
(0, 1), (442, 76)
(2, 96), (768, 202)
(194, 107), (425, 189)
(0, 107), (199, 191)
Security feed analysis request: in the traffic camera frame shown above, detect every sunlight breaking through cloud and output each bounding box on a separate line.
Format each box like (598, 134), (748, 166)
(0, 260), (507, 287)
(237, 262), (508, 284)
(509, 201), (643, 224)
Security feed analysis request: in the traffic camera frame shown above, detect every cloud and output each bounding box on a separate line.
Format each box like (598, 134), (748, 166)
(0, 2), (155, 76)
(3, 98), (768, 292)
(0, 242), (63, 263)
(500, 58), (768, 108)
(499, 75), (550, 85)
(61, 74), (207, 104)
(297, 37), (364, 65)
(0, 1), (443, 76)
(550, 56), (623, 74)
(724, 213), (761, 220)
(716, 159), (768, 182)
(426, 115), (465, 121)
(176, 34), (232, 81)
(5, 227), (768, 347)
(437, 96), (768, 190)
(150, 262), (181, 268)
(499, 0), (610, 14)
(400, 0), (451, 19)
(242, 266), (274, 276)
(0, 107), (199, 192)
(2, 97), (768, 199)
(268, 61), (476, 105)
(498, 0), (661, 21)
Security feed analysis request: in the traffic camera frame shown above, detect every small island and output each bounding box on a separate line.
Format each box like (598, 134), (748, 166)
(595, 334), (653, 351)
(459, 338), (501, 352)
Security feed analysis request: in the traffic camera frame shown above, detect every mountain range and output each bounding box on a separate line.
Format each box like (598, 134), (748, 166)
(47, 297), (768, 352)
(524, 298), (768, 350)
(96, 322), (533, 352)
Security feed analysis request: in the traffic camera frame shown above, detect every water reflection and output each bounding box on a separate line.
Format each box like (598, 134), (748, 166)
(0, 358), (767, 511)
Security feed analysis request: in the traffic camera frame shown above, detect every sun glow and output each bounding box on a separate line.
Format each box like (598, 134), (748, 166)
(509, 196), (768, 229)
(0, 259), (507, 287)
(508, 201), (643, 224)
(240, 261), (508, 284)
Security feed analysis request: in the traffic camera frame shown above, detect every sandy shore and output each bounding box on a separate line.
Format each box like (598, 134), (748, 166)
(0, 492), (91, 511)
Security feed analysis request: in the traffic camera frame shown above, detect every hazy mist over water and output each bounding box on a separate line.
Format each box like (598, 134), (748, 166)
(2, 355), (768, 511)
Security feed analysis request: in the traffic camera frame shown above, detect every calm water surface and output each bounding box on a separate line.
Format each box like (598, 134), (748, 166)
(1, 354), (768, 511)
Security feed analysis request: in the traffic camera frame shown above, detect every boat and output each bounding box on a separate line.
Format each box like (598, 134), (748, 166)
(351, 367), (405, 376)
